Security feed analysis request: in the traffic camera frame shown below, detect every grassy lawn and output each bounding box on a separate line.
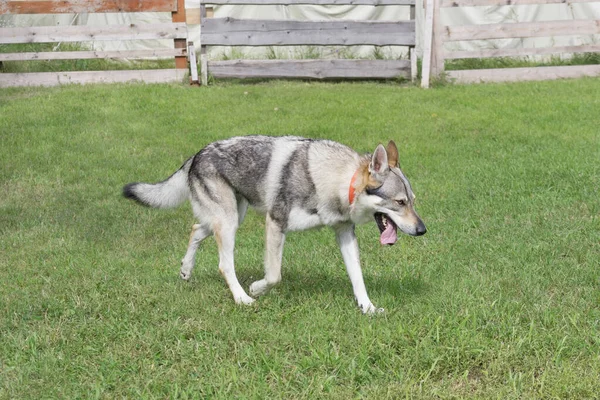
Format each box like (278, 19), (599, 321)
(1, 79), (599, 398)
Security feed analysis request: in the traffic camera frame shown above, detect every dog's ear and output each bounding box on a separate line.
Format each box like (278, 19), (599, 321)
(386, 140), (399, 168)
(369, 144), (389, 185)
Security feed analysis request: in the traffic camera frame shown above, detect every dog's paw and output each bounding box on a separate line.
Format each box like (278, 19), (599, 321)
(234, 294), (256, 305)
(180, 269), (192, 281)
(360, 303), (385, 315)
(249, 280), (269, 297)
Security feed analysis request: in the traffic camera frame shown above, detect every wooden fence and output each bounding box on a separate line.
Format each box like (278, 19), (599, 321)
(422, 0), (600, 86)
(0, 0), (193, 87)
(198, 0), (417, 84)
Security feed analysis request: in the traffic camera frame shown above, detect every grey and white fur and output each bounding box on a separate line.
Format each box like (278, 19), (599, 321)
(123, 135), (426, 314)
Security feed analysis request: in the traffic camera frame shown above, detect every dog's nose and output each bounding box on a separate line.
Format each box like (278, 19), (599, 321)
(415, 222), (427, 236)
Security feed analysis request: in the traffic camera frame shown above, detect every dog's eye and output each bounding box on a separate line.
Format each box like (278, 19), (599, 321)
(396, 199), (407, 207)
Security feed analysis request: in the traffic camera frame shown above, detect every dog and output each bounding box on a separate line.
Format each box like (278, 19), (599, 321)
(123, 136), (426, 314)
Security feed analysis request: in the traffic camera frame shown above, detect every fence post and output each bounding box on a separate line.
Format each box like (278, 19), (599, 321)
(431, 0), (444, 78)
(200, 3), (208, 85)
(410, 3), (417, 82)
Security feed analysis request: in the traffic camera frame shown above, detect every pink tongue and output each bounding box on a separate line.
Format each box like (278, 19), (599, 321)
(380, 222), (397, 245)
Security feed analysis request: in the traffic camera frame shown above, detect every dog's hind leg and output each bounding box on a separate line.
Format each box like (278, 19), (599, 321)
(249, 214), (285, 297)
(214, 220), (255, 305)
(180, 223), (212, 281)
(237, 196), (249, 226)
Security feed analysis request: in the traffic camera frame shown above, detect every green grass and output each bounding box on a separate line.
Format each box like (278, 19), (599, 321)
(1, 79), (599, 398)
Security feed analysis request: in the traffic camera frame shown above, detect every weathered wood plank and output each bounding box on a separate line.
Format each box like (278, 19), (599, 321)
(188, 42), (199, 83)
(0, 23), (188, 44)
(431, 0), (444, 78)
(200, 5), (208, 84)
(201, 18), (416, 46)
(1, 0), (178, 14)
(0, 69), (187, 88)
(409, 4), (416, 81)
(202, 0), (415, 4)
(441, 0), (596, 7)
(445, 44), (600, 60)
(201, 54), (209, 85)
(207, 59), (411, 79)
(447, 64), (600, 84)
(444, 20), (600, 41)
(0, 49), (185, 62)
(410, 47), (417, 81)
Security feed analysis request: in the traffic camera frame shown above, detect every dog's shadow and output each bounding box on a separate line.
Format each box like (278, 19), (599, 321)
(229, 267), (430, 304)
(284, 271), (426, 297)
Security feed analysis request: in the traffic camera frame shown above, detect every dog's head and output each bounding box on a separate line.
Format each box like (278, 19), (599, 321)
(352, 141), (426, 245)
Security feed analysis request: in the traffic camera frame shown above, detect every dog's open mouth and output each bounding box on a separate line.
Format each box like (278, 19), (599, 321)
(375, 213), (398, 245)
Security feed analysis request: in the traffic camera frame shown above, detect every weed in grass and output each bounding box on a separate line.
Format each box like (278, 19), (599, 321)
(331, 46), (358, 60)
(372, 46), (386, 60)
(567, 51), (600, 65)
(296, 46), (323, 60)
(217, 48), (248, 61)
(265, 46), (279, 60)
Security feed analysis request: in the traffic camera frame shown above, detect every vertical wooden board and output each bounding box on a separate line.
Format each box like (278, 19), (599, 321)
(410, 48), (417, 82)
(188, 42), (199, 84)
(200, 3), (208, 85)
(431, 0), (444, 77)
(172, 0), (188, 69)
(201, 54), (209, 86)
(421, 0), (434, 88)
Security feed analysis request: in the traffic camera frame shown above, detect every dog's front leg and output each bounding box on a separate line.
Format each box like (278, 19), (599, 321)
(249, 214), (285, 297)
(334, 223), (384, 315)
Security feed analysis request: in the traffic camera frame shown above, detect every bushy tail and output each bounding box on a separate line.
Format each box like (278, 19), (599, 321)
(123, 157), (193, 209)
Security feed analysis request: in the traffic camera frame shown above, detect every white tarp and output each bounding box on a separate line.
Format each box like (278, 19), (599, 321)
(442, 2), (600, 55)
(2, 1), (599, 59)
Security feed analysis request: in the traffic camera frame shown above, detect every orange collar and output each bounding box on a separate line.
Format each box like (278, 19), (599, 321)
(348, 169), (360, 205)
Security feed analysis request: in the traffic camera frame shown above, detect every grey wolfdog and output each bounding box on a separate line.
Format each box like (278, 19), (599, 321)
(123, 136), (426, 314)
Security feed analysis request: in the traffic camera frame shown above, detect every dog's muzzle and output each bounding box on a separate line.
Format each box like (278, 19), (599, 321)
(414, 219), (427, 236)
